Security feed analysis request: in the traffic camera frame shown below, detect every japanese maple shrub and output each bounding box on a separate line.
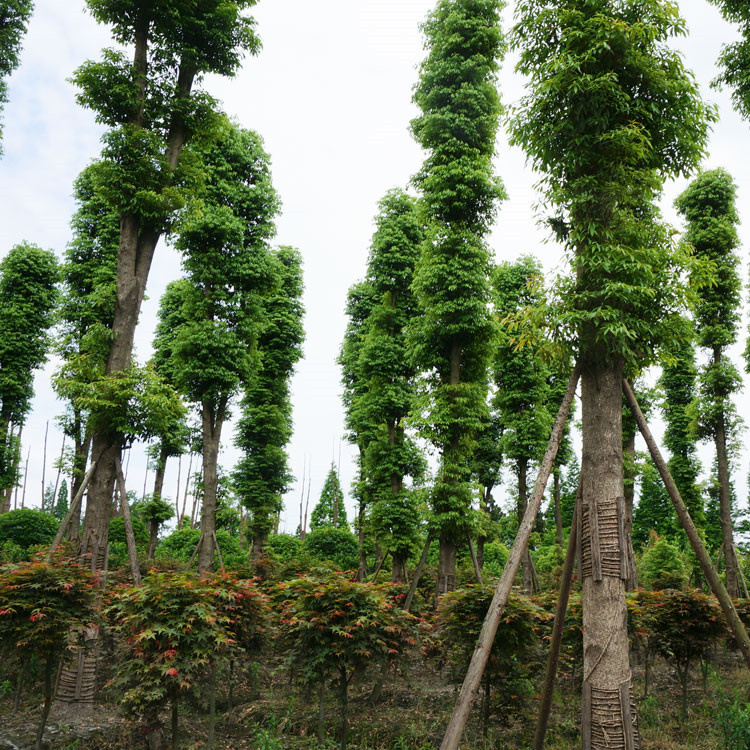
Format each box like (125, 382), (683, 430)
(0, 556), (95, 750)
(277, 571), (415, 749)
(107, 570), (269, 749)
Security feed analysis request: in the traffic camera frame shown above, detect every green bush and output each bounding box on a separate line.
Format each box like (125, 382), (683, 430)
(482, 541), (509, 577)
(108, 516), (149, 546)
(0, 508), (58, 550)
(155, 527), (247, 569)
(266, 533), (303, 563)
(638, 534), (688, 590)
(303, 526), (359, 570)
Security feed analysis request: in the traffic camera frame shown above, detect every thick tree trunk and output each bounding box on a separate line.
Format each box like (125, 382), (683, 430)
(81, 438), (119, 567)
(580, 360), (639, 749)
(391, 554), (407, 583)
(715, 403), (739, 598)
(251, 531), (267, 563)
(436, 537), (457, 594)
(197, 403), (225, 572)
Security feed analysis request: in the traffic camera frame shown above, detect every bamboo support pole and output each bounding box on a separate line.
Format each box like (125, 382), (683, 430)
(623, 378), (750, 670)
(46, 461), (97, 559)
(467, 533), (483, 585)
(439, 364), (580, 750)
(404, 533), (432, 612)
(115, 455), (142, 586)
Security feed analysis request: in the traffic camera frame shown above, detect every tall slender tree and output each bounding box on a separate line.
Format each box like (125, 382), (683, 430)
(511, 0), (712, 744)
(492, 257), (552, 592)
(676, 168), (742, 597)
(409, 0), (506, 594)
(0, 0), (34, 154)
(73, 0), (261, 564)
(356, 190), (424, 582)
(0, 243), (58, 509)
(234, 245), (305, 561)
(310, 465), (347, 529)
(710, 1), (750, 121)
(161, 121), (279, 571)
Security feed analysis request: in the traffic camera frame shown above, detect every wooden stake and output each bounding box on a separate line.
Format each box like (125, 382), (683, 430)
(46, 461), (97, 559)
(439, 363), (580, 750)
(114, 455), (142, 586)
(623, 379), (750, 670)
(533, 482), (580, 750)
(52, 434), (66, 514)
(20, 445), (30, 509)
(41, 420), (49, 507)
(467, 533), (483, 585)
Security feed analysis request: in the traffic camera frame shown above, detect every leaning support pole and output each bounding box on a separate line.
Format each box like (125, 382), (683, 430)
(623, 379), (750, 670)
(115, 455), (142, 586)
(46, 461), (97, 560)
(439, 364), (581, 750)
(404, 532), (432, 612)
(533, 482), (581, 750)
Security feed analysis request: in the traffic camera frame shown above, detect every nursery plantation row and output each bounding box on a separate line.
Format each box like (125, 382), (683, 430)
(1, 0), (750, 748)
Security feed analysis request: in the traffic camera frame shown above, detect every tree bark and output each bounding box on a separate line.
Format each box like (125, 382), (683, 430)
(115, 455), (142, 586)
(34, 656), (54, 750)
(553, 469), (563, 547)
(436, 537), (457, 595)
(518, 457), (536, 593)
(197, 402), (225, 572)
(580, 360), (638, 750)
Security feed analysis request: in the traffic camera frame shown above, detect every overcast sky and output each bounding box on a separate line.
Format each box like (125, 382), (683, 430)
(1, 0), (749, 533)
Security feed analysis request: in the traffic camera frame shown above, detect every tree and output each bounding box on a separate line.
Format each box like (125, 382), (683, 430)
(676, 168), (742, 597)
(0, 243), (58, 508)
(234, 246), (305, 561)
(710, 1), (750, 121)
(0, 0), (34, 155)
(355, 189), (425, 582)
(310, 464), (347, 530)
(510, 0), (712, 743)
(470, 412), (503, 568)
(159, 120), (279, 571)
(0, 508), (58, 551)
(632, 460), (674, 550)
(54, 478), (69, 522)
(409, 0), (506, 594)
(492, 256), (552, 592)
(0, 556), (95, 750)
(73, 0), (261, 564)
(277, 572), (415, 749)
(53, 163), (119, 536)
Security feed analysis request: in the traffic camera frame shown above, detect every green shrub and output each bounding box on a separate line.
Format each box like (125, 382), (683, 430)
(266, 533), (303, 562)
(155, 527), (247, 569)
(718, 699), (750, 750)
(0, 509), (58, 551)
(638, 534), (688, 590)
(482, 541), (509, 577)
(303, 526), (359, 570)
(108, 516), (149, 546)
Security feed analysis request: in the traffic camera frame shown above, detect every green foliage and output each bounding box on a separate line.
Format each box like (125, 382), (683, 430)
(155, 527), (246, 569)
(234, 246), (304, 548)
(303, 527), (359, 571)
(409, 0), (506, 550)
(266, 533), (303, 563)
(0, 555), (95, 660)
(437, 586), (549, 713)
(638, 534), (688, 590)
(310, 465), (348, 529)
(0, 509), (58, 550)
(510, 0), (713, 367)
(710, 0), (750, 121)
(54, 479), (69, 521)
(633, 459), (676, 549)
(107, 570), (269, 722)
(108, 515), (149, 547)
(0, 0), (34, 154)
(138, 496), (174, 526)
(481, 541), (509, 578)
(0, 243), (59, 492)
(276, 571), (415, 688)
(717, 699), (750, 750)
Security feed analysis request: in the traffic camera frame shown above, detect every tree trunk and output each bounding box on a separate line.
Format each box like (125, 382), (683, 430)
(34, 656), (54, 750)
(81, 438), (119, 568)
(622, 429), (638, 590)
(580, 360), (639, 749)
(68, 430), (91, 541)
(251, 531), (268, 563)
(197, 403), (225, 572)
(436, 536), (457, 595)
(357, 493), (367, 581)
(554, 469), (563, 547)
(339, 667), (349, 750)
(391, 554), (407, 583)
(714, 380), (739, 597)
(518, 458), (535, 593)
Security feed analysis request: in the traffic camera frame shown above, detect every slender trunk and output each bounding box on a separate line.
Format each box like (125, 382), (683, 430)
(115, 456), (142, 586)
(622, 428), (638, 589)
(147, 445), (169, 559)
(34, 656), (54, 750)
(175, 454), (182, 521)
(171, 698), (178, 750)
(13, 664), (25, 714)
(68, 429), (90, 541)
(52, 434), (66, 514)
(207, 663), (216, 749)
(580, 360), (639, 749)
(405, 533), (432, 612)
(299, 457), (306, 540)
(20, 444), (30, 509)
(41, 420), (49, 507)
(358, 494), (368, 581)
(303, 475), (311, 540)
(197, 402), (225, 572)
(467, 534), (482, 585)
(482, 672), (490, 741)
(181, 453), (193, 527)
(554, 469), (563, 546)
(714, 356), (739, 597)
(339, 667), (349, 750)
(317, 683), (325, 744)
(518, 458), (535, 593)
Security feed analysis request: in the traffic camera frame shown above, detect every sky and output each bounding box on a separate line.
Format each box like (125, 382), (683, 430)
(1, 0), (749, 534)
